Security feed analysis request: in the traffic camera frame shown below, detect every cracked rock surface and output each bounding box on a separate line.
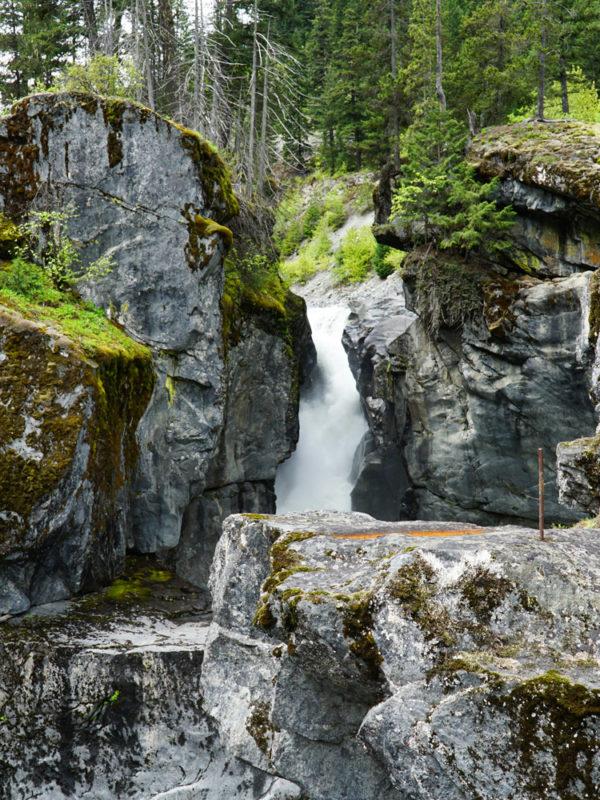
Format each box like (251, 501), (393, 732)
(202, 511), (600, 800)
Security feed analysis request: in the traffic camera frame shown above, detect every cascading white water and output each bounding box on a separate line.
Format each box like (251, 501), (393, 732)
(275, 304), (368, 512)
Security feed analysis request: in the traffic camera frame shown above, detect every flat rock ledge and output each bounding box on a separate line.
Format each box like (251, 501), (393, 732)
(0, 562), (301, 800)
(203, 511), (600, 800)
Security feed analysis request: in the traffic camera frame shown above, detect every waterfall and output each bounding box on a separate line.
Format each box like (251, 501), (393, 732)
(275, 305), (368, 512)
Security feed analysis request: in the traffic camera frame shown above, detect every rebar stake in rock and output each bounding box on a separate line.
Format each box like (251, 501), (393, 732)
(538, 448), (544, 541)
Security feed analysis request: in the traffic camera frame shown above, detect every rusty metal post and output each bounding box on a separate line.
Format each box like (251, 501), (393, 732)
(538, 448), (544, 541)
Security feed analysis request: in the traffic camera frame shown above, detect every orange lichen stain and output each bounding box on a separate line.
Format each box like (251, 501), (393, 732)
(330, 529), (486, 540)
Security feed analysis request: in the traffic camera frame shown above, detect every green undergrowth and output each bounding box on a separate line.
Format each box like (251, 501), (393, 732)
(275, 171), (392, 287)
(0, 260), (149, 359)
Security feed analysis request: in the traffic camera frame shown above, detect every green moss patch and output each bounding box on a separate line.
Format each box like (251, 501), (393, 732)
(459, 567), (513, 622)
(388, 554), (455, 646)
(341, 592), (384, 681)
(494, 671), (600, 799)
(470, 120), (600, 210)
(245, 701), (277, 755)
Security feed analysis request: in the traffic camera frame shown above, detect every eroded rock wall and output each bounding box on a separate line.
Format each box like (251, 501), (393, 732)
(345, 271), (596, 525)
(0, 92), (310, 598)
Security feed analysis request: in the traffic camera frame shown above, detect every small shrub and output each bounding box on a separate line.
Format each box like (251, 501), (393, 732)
(323, 192), (346, 229)
(373, 243), (394, 279)
(278, 218), (303, 257)
(16, 204), (114, 290)
(0, 257), (49, 299)
(53, 53), (143, 100)
(281, 220), (332, 285)
(332, 226), (376, 284)
(302, 201), (324, 238)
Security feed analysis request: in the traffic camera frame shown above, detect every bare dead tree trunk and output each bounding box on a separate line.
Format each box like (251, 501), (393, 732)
(247, 0), (259, 190)
(140, 0), (155, 110)
(193, 0), (199, 130)
(390, 0), (399, 169)
(158, 0), (179, 116)
(258, 28), (270, 194)
(435, 0), (446, 111)
(80, 0), (99, 53)
(559, 47), (569, 114)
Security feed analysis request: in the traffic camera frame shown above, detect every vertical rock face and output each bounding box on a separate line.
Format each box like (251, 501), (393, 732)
(0, 309), (154, 614)
(0, 92), (311, 601)
(345, 271), (595, 525)
(355, 121), (600, 525)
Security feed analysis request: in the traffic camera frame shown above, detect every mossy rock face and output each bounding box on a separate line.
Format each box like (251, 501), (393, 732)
(0, 306), (154, 611)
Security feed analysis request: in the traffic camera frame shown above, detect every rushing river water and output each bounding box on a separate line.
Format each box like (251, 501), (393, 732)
(275, 304), (368, 512)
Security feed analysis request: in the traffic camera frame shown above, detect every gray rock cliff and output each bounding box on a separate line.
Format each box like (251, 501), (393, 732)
(0, 92), (312, 607)
(355, 120), (600, 525)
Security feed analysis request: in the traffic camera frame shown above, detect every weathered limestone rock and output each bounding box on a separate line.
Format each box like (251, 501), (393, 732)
(344, 270), (595, 525)
(0, 92), (311, 596)
(0, 308), (153, 614)
(202, 511), (600, 800)
(469, 120), (600, 277)
(0, 569), (302, 800)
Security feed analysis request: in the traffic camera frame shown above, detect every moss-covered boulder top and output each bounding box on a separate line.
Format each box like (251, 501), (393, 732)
(469, 119), (600, 209)
(202, 511), (600, 800)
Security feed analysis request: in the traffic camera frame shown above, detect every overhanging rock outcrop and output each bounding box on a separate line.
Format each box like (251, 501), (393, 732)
(0, 92), (311, 605)
(202, 511), (600, 800)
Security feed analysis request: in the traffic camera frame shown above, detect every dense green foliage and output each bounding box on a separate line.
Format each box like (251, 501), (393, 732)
(391, 104), (515, 256)
(3, 0), (600, 184)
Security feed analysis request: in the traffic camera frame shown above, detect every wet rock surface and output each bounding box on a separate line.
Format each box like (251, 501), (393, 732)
(203, 511), (600, 800)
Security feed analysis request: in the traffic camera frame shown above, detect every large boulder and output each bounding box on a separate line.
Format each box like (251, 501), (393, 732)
(202, 511), (600, 800)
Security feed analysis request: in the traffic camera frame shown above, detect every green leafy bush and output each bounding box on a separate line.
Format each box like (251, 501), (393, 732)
(373, 243), (394, 279)
(281, 220), (332, 285)
(16, 204), (114, 290)
(53, 53), (143, 100)
(332, 226), (376, 284)
(0, 256), (49, 299)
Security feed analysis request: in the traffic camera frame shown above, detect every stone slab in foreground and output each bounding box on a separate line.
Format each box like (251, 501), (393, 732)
(0, 561), (301, 800)
(203, 511), (600, 800)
